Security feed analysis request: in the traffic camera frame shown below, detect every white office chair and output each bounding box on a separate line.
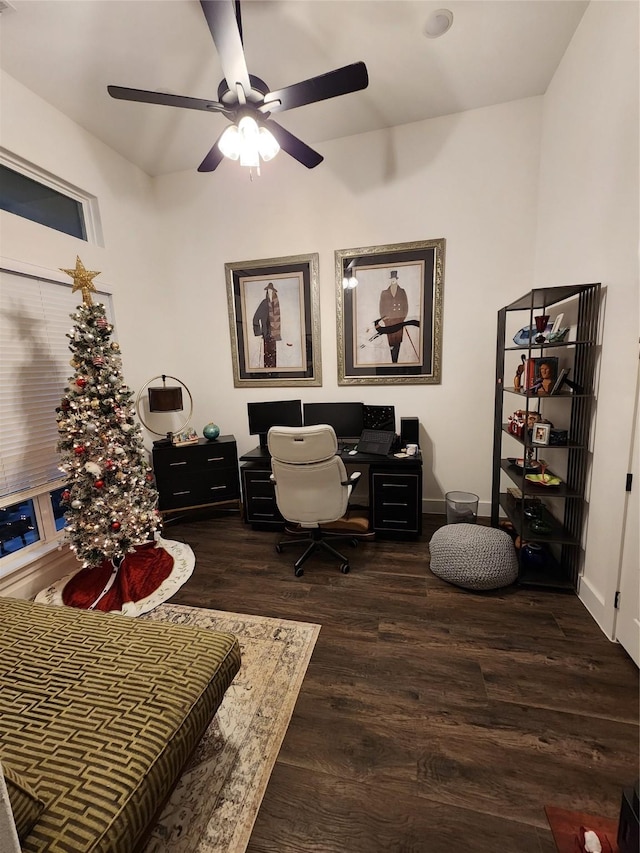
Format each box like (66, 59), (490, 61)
(268, 424), (362, 577)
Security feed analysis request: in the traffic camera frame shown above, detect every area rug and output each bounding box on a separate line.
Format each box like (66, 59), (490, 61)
(141, 603), (321, 853)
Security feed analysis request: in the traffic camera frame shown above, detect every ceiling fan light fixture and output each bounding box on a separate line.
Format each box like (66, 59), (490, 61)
(258, 127), (280, 162)
(424, 8), (453, 38)
(218, 124), (240, 160)
(238, 115), (260, 167)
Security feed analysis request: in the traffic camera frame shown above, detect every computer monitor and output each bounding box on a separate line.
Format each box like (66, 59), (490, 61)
(303, 402), (364, 441)
(247, 400), (303, 448)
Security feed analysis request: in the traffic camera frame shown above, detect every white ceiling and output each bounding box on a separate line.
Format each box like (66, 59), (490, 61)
(0, 0), (589, 177)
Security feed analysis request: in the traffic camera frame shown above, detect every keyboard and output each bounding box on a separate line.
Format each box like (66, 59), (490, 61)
(356, 429), (396, 456)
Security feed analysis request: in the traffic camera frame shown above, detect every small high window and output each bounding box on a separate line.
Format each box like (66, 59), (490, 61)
(0, 164), (87, 240)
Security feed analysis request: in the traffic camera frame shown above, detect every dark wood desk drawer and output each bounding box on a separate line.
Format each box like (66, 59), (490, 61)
(241, 467), (284, 525)
(370, 471), (422, 535)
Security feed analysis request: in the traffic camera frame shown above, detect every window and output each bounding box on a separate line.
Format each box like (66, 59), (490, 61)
(0, 164), (87, 240)
(0, 150), (103, 246)
(0, 267), (114, 574)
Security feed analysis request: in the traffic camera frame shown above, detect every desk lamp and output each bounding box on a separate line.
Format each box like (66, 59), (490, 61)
(136, 374), (193, 446)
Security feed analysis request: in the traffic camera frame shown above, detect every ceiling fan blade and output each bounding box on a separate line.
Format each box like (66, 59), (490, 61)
(108, 85), (227, 114)
(197, 131), (227, 173)
(263, 62), (368, 113)
(262, 120), (323, 169)
(199, 0), (251, 96)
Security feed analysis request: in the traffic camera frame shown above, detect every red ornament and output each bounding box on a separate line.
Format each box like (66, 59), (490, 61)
(74, 446), (85, 455)
(145, 473), (154, 482)
(94, 480), (105, 489)
(61, 490), (71, 501)
(76, 378), (87, 388)
(104, 459), (114, 470)
(110, 521), (121, 531)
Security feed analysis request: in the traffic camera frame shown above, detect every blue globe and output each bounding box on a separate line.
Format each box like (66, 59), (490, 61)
(203, 423), (220, 441)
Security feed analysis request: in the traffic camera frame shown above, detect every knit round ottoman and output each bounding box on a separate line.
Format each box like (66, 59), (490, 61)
(429, 524), (518, 590)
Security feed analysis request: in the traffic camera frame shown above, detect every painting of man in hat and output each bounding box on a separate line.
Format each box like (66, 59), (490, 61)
(378, 270), (409, 363)
(239, 273), (306, 372)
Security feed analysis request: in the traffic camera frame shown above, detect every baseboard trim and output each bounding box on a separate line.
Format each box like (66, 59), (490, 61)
(577, 574), (616, 640)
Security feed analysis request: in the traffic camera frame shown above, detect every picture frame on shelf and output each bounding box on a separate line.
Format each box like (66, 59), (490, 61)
(550, 367), (570, 395)
(525, 356), (559, 396)
(532, 422), (551, 446)
(335, 238), (445, 385)
(225, 253), (321, 388)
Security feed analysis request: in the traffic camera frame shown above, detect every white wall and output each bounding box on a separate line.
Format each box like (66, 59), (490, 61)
(0, 72), (177, 396)
(154, 97), (543, 512)
(0, 71), (183, 595)
(533, 1), (639, 636)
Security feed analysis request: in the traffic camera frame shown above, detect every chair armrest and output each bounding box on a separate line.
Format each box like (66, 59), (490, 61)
(342, 471), (362, 487)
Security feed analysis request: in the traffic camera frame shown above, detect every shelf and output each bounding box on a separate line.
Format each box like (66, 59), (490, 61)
(503, 386), (592, 399)
(518, 560), (575, 592)
(503, 340), (594, 351)
(500, 460), (582, 498)
(492, 282), (601, 592)
(499, 493), (579, 545)
(500, 425), (585, 451)
(504, 284), (600, 311)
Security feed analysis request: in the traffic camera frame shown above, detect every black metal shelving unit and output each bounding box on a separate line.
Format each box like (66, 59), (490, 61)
(491, 283), (601, 591)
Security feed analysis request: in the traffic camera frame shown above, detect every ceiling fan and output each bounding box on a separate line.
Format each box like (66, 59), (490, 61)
(108, 0), (369, 173)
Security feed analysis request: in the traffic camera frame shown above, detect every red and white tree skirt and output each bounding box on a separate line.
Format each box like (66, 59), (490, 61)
(35, 535), (194, 617)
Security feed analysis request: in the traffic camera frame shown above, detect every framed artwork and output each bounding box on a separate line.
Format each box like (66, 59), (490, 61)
(532, 422), (551, 446)
(526, 356), (559, 396)
(225, 253), (322, 387)
(335, 239), (445, 385)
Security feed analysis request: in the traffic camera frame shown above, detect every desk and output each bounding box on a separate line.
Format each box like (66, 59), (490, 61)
(239, 445), (422, 537)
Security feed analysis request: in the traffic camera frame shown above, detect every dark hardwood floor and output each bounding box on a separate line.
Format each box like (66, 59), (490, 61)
(166, 510), (639, 853)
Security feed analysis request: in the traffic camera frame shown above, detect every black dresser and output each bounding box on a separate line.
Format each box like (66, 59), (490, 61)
(152, 435), (240, 514)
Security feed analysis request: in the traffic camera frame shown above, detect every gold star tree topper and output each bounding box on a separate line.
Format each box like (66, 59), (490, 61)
(61, 256), (101, 306)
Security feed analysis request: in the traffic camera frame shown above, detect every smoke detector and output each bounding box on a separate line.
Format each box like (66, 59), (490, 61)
(424, 9), (453, 39)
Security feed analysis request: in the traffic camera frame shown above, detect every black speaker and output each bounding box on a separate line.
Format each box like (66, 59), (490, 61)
(400, 417), (419, 447)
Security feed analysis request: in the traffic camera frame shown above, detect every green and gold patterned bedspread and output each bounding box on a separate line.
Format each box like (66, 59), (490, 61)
(0, 597), (241, 853)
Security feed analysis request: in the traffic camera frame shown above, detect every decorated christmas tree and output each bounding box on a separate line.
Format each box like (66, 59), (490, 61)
(56, 257), (161, 569)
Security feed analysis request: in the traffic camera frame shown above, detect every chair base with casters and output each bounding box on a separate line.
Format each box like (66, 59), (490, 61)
(275, 527), (359, 577)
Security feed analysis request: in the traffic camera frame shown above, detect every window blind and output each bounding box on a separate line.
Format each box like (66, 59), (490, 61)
(0, 269), (113, 499)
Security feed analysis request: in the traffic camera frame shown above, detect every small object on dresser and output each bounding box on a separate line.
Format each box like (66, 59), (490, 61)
(172, 428), (199, 446)
(203, 422), (220, 441)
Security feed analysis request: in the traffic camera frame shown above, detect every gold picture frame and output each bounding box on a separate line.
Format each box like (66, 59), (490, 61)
(335, 239), (445, 385)
(225, 253), (322, 388)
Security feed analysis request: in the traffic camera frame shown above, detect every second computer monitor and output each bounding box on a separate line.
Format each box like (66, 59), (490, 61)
(303, 402), (364, 441)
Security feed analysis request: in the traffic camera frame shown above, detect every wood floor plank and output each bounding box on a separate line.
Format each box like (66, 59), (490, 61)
(247, 764), (551, 853)
(168, 511), (639, 851)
